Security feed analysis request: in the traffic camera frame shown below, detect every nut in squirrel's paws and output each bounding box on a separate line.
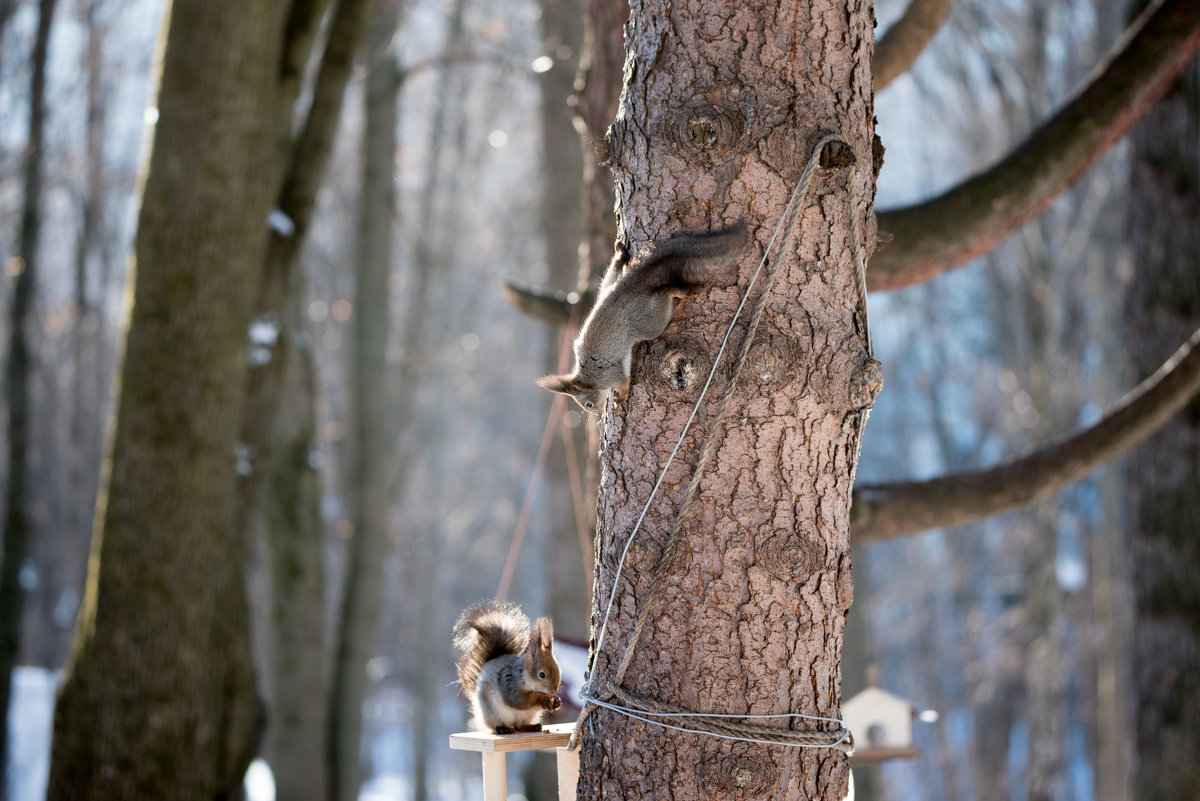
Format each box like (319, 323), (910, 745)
(542, 693), (562, 711)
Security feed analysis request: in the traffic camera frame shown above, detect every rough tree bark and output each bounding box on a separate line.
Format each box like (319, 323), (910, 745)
(578, 2), (877, 799)
(1125, 57), (1200, 801)
(0, 0), (56, 789)
(46, 0), (291, 797)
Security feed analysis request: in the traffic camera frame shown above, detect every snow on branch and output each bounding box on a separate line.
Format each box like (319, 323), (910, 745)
(873, 0), (955, 92)
(851, 326), (1200, 542)
(869, 0), (1200, 291)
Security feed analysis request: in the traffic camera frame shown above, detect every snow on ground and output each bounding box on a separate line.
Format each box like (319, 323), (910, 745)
(7, 667), (55, 801)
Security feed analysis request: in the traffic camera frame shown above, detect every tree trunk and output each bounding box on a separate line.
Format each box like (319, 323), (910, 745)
(46, 1), (290, 796)
(535, 0), (588, 640)
(1125, 58), (1200, 801)
(578, 2), (877, 799)
(262, 271), (328, 801)
(0, 0), (56, 788)
(325, 3), (402, 799)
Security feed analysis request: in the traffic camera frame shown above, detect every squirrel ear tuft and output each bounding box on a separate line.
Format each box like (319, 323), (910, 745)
(533, 617), (554, 649)
(537, 374), (579, 396)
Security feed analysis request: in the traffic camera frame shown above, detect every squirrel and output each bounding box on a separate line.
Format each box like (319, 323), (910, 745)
(453, 601), (562, 734)
(537, 221), (752, 413)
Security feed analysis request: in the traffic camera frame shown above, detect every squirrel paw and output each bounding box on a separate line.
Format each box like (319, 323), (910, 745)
(542, 694), (562, 711)
(515, 723), (543, 733)
(493, 725), (517, 735)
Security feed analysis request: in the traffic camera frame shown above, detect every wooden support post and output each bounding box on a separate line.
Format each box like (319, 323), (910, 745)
(450, 722), (577, 801)
(556, 747), (580, 801)
(481, 751), (507, 801)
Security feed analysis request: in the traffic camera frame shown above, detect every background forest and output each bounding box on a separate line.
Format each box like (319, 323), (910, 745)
(0, 0), (1196, 800)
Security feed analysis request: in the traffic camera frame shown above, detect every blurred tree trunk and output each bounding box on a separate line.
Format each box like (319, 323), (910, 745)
(577, 1), (876, 799)
(535, 0), (587, 639)
(45, 0), (292, 797)
(1125, 57), (1200, 801)
(0, 0), (56, 789)
(526, 5), (585, 800)
(325, 2), (403, 798)
(262, 273), (328, 801)
(58, 0), (109, 671)
(573, 0), (624, 286)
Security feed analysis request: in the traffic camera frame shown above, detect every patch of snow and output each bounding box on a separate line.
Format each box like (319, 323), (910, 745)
(244, 758), (275, 801)
(359, 775), (411, 801)
(235, 444), (253, 477)
(7, 667), (56, 801)
(17, 562), (37, 591)
(249, 316), (280, 346)
(267, 208), (295, 237)
(553, 639), (589, 707)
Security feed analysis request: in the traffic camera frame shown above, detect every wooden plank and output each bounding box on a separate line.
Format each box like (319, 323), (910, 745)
(556, 747), (580, 801)
(481, 751), (507, 801)
(449, 722), (576, 753)
(849, 746), (920, 765)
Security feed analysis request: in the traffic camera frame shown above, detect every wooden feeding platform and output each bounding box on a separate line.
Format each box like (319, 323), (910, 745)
(449, 721), (579, 801)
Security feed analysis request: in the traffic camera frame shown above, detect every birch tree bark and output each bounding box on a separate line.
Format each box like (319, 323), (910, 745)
(578, 2), (877, 799)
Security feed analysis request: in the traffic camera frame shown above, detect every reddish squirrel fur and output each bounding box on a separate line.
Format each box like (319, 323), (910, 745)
(537, 221), (751, 413)
(453, 601), (561, 734)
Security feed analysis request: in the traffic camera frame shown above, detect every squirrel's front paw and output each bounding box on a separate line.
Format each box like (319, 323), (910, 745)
(542, 693), (562, 711)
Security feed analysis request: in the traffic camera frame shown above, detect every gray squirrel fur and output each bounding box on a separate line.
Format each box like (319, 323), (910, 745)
(537, 221), (752, 412)
(452, 601), (561, 734)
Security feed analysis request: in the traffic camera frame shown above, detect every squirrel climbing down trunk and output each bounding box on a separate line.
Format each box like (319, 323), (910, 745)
(453, 601), (562, 733)
(537, 221), (752, 413)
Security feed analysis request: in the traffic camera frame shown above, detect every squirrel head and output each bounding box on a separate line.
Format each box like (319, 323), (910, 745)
(536, 374), (609, 414)
(523, 616), (560, 696)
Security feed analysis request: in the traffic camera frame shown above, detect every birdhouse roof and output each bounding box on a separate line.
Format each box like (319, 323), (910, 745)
(843, 686), (918, 716)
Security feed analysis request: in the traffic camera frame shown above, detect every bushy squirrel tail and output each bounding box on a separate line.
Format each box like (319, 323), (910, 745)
(453, 600), (530, 696)
(626, 221), (751, 294)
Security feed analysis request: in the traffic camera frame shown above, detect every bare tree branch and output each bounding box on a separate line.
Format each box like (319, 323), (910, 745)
(272, 0), (369, 269)
(869, 0), (1200, 291)
(280, 0), (334, 119)
(851, 326), (1200, 542)
(873, 0), (955, 92)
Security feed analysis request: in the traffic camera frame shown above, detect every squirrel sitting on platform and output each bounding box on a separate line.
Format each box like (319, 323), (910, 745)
(537, 221), (751, 413)
(453, 601), (562, 734)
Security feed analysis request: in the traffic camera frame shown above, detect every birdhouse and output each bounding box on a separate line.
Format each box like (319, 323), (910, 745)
(843, 685), (923, 764)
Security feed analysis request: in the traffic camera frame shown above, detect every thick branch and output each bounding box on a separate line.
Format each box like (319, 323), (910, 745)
(852, 326), (1200, 542)
(869, 0), (1200, 291)
(279, 0), (333, 118)
(873, 0), (954, 92)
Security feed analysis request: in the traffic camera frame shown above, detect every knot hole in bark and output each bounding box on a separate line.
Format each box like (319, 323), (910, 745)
(849, 357), (884, 410)
(592, 135), (613, 167)
(702, 748), (779, 796)
(670, 103), (747, 156)
(748, 343), (777, 382)
(819, 139), (856, 168)
(757, 526), (824, 585)
(660, 348), (697, 389)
